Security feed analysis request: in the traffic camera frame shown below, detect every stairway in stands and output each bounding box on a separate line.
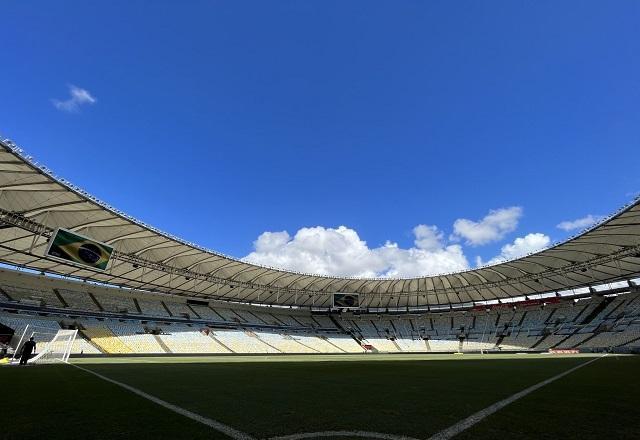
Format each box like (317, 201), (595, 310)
(207, 333), (234, 353)
(77, 328), (107, 354)
(621, 334), (640, 348)
(530, 333), (549, 349)
(321, 336), (348, 353)
(581, 297), (610, 324)
(153, 335), (172, 353)
(574, 331), (602, 347)
(87, 293), (104, 311)
(52, 289), (69, 308)
(132, 298), (143, 314)
(161, 302), (173, 317)
(329, 314), (363, 346)
(0, 287), (12, 301)
(250, 331), (282, 353)
(548, 330), (579, 349)
(545, 308), (558, 324)
(291, 336), (320, 353)
(516, 312), (527, 327)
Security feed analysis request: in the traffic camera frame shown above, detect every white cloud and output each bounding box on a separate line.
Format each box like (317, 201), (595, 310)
(556, 214), (605, 232)
(52, 85), (97, 112)
(243, 225), (469, 278)
(479, 232), (551, 266)
(451, 207), (522, 246)
(374, 241), (469, 278)
(412, 224), (444, 251)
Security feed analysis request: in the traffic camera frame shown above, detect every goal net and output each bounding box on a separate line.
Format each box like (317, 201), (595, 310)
(23, 329), (78, 364)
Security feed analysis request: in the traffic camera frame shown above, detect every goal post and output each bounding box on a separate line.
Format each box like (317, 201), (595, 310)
(28, 329), (78, 364)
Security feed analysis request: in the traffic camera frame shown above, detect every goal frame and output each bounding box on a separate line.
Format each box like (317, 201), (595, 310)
(13, 326), (78, 364)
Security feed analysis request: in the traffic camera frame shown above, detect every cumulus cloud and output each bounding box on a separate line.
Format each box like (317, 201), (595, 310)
(52, 85), (97, 112)
(451, 207), (522, 246)
(478, 233), (551, 266)
(556, 214), (605, 232)
(243, 225), (469, 278)
(412, 224), (444, 251)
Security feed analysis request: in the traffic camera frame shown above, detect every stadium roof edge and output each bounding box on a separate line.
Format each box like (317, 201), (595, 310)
(1, 136), (639, 308)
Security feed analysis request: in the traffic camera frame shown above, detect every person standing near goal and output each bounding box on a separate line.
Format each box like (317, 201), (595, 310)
(19, 337), (36, 365)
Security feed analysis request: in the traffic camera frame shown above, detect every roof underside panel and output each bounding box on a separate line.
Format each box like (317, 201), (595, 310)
(1, 140), (639, 308)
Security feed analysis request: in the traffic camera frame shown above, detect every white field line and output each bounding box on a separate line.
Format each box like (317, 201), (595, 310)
(70, 354), (606, 440)
(268, 431), (420, 440)
(70, 363), (256, 440)
(427, 354), (607, 440)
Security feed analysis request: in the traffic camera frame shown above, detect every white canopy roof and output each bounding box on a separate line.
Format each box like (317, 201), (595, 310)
(1, 139), (639, 309)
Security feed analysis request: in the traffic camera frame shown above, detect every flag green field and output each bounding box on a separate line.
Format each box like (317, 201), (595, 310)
(46, 228), (113, 270)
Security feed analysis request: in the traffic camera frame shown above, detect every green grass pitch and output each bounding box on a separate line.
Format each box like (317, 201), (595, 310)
(2, 353), (638, 439)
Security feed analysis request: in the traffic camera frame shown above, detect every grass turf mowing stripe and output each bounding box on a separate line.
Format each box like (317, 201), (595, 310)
(427, 354), (607, 440)
(70, 363), (256, 440)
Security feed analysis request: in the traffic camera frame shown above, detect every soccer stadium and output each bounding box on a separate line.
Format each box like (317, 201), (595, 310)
(1, 139), (640, 439)
(2, 2), (640, 440)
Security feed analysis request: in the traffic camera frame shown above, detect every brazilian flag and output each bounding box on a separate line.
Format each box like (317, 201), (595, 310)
(333, 293), (359, 309)
(46, 228), (113, 270)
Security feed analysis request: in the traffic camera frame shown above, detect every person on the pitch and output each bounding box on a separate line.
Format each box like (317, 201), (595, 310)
(19, 337), (36, 365)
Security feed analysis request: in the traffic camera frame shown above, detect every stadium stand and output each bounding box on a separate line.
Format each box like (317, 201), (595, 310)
(81, 324), (134, 354)
(311, 315), (335, 328)
(2, 285), (64, 308)
(164, 301), (194, 318)
(70, 334), (102, 355)
(555, 332), (594, 349)
(271, 314), (302, 327)
(189, 304), (222, 320)
(580, 326), (640, 349)
(498, 333), (535, 350)
(255, 332), (317, 353)
(395, 338), (429, 352)
(215, 308), (245, 323)
(212, 329), (280, 353)
(364, 337), (400, 352)
(294, 315), (320, 328)
(93, 294), (137, 314)
(292, 334), (345, 353)
(253, 312), (280, 326)
(233, 309), (267, 325)
(1, 267), (640, 355)
(0, 313), (61, 344)
(427, 338), (461, 352)
(157, 325), (231, 354)
(106, 322), (166, 353)
(136, 298), (170, 317)
(0, 142), (639, 359)
(462, 338), (496, 351)
(58, 289), (101, 311)
(321, 335), (363, 352)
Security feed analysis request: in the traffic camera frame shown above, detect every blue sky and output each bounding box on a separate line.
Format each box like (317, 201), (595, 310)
(1, 1), (639, 277)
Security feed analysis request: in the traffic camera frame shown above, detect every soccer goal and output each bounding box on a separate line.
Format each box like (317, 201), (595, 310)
(14, 327), (78, 364)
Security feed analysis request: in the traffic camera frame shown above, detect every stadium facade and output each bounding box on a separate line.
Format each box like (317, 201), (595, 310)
(1, 137), (639, 358)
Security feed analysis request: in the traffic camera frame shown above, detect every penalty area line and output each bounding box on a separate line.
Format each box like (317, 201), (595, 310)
(67, 355), (606, 440)
(69, 363), (256, 440)
(268, 431), (420, 440)
(427, 354), (607, 440)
